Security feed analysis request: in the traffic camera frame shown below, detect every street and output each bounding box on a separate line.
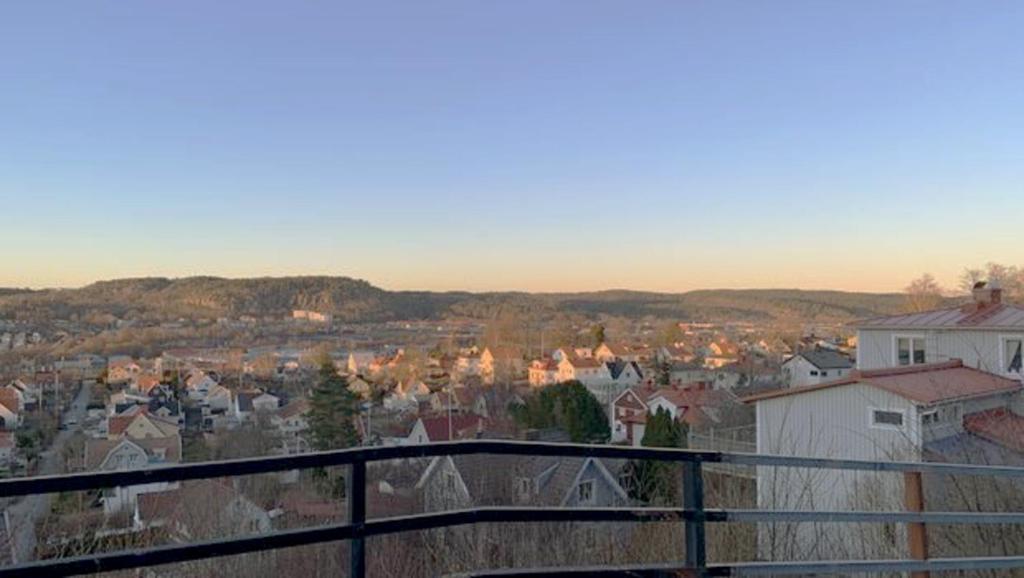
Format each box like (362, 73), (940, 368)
(6, 383), (92, 563)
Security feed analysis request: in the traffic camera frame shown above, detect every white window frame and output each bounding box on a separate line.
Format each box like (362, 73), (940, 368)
(892, 334), (926, 366)
(999, 335), (1024, 375)
(920, 409), (939, 426)
(869, 407), (906, 430)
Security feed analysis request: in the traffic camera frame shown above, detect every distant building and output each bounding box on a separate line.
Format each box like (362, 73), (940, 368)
(781, 349), (854, 387)
(292, 310), (333, 324)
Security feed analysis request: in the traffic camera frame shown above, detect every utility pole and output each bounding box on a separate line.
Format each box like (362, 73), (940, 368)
(447, 381), (453, 441)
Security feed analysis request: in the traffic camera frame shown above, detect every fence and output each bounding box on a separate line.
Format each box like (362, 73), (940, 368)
(1, 440), (1024, 577)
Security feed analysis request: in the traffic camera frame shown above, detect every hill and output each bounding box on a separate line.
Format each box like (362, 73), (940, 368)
(0, 276), (928, 325)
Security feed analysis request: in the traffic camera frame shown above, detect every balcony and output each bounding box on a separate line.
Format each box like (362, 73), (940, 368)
(2, 440), (1024, 577)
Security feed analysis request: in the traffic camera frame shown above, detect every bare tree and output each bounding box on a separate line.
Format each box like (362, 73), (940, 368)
(904, 273), (944, 313)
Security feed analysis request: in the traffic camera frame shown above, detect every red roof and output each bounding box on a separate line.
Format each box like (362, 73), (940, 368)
(566, 358), (602, 369)
(0, 390), (18, 414)
(964, 408), (1024, 453)
(418, 415), (484, 442)
(743, 360), (1021, 405)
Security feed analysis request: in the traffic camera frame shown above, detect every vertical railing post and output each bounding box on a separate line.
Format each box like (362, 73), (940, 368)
(905, 470), (930, 578)
(350, 459), (366, 578)
(683, 459), (707, 576)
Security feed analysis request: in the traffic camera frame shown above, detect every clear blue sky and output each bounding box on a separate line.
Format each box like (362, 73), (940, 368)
(2, 1), (1022, 292)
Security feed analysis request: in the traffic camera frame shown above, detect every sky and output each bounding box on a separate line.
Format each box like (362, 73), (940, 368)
(2, 1), (1023, 293)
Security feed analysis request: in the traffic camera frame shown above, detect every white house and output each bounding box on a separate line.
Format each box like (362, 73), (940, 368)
(86, 436), (182, 516)
(347, 352), (375, 375)
(743, 360), (1023, 560)
(781, 349), (854, 387)
(857, 282), (1024, 377)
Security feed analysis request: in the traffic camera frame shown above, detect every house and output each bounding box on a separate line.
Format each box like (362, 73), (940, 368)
(131, 374), (163, 396)
(406, 414), (484, 445)
(609, 388), (650, 446)
(2, 382), (29, 413)
(743, 360), (1023, 558)
(85, 436), (182, 516)
(382, 378), (431, 412)
(856, 282), (1024, 376)
(454, 352), (483, 377)
(666, 362), (709, 386)
(557, 357), (609, 385)
(412, 454), (629, 513)
(593, 343), (640, 363)
(233, 390), (279, 420)
(107, 407), (180, 441)
(107, 356), (142, 384)
(781, 349), (854, 387)
(134, 479), (271, 539)
(528, 359), (560, 387)
(185, 371), (219, 400)
(205, 385), (232, 412)
(4, 380), (38, 411)
(606, 360), (644, 388)
(656, 344), (696, 364)
(271, 399), (311, 438)
(0, 390), (21, 430)
(347, 351), (376, 375)
(480, 346), (524, 384)
(646, 384), (731, 430)
(292, 310), (333, 324)
(429, 387), (482, 415)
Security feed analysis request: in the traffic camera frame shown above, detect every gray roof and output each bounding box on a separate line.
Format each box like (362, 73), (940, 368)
(924, 433), (1024, 467)
(858, 303), (1024, 330)
(606, 360), (644, 381)
(795, 349), (853, 370)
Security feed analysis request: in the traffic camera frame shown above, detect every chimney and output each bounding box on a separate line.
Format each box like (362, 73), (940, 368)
(972, 281), (1000, 307)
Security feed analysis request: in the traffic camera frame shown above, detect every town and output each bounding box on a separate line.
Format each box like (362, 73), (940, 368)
(0, 271), (1021, 573)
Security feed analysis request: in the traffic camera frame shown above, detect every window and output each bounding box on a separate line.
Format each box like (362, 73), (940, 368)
(577, 480), (594, 504)
(921, 410), (939, 426)
(443, 471), (457, 494)
(896, 337), (926, 366)
(821, 371), (828, 377)
(1003, 337), (1023, 374)
(872, 409), (904, 428)
(516, 477), (533, 500)
(810, 370), (818, 376)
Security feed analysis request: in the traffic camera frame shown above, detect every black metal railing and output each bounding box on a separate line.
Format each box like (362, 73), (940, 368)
(2, 440), (1024, 577)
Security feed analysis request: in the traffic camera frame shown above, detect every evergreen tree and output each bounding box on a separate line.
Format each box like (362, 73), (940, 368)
(622, 408), (687, 504)
(656, 360), (672, 386)
(591, 324), (606, 347)
(309, 359), (361, 450)
(509, 381), (610, 443)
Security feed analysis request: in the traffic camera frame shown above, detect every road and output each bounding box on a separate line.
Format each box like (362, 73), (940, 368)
(6, 383), (92, 563)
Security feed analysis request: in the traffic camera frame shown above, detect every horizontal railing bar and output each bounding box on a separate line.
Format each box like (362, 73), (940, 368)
(5, 440), (1024, 499)
(0, 507), (695, 578)
(723, 555), (1024, 574)
(718, 509), (1024, 525)
(464, 556), (1024, 576)
(450, 561), (705, 577)
(721, 452), (1024, 478)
